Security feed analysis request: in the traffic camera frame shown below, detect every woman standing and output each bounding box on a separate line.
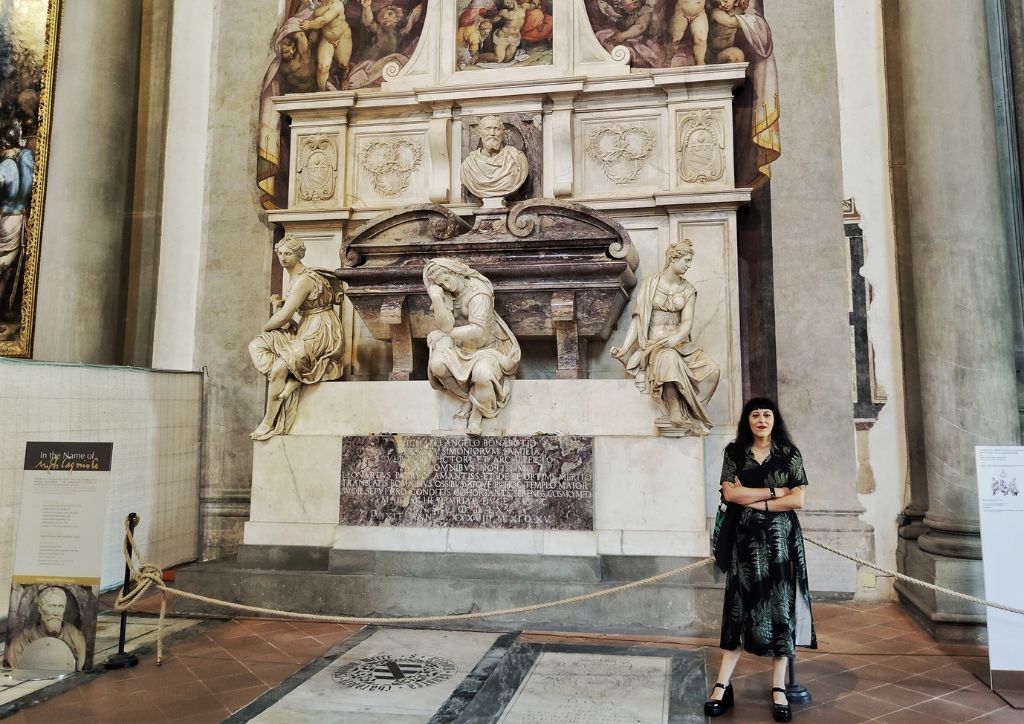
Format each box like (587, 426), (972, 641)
(705, 397), (816, 722)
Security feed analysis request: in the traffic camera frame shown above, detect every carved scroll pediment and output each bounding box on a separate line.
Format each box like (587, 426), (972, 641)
(341, 204), (472, 267)
(336, 199), (640, 347)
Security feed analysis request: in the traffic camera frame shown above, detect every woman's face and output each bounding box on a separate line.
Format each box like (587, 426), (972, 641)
(430, 269), (462, 293)
(276, 246), (299, 268)
(669, 253), (692, 275)
(748, 408), (774, 441)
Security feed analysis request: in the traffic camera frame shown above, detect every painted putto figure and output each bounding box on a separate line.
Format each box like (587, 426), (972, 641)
(611, 238), (719, 435)
(349, 0), (425, 87)
(708, 0), (745, 63)
(423, 258), (521, 436)
(460, 115), (529, 203)
(300, 0), (354, 91)
(668, 0), (709, 65)
(249, 235), (344, 441)
(594, 0), (663, 68)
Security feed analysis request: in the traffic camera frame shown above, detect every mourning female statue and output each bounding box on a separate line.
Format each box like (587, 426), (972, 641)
(610, 238), (719, 435)
(249, 235), (344, 441)
(423, 258), (521, 436)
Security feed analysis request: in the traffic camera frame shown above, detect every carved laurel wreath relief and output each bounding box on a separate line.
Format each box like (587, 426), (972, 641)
(296, 134), (339, 202)
(585, 123), (657, 184)
(677, 111), (726, 184)
(359, 138), (424, 197)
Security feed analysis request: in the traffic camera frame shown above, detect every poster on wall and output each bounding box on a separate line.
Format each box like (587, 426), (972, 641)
(0, 0), (62, 358)
(975, 446), (1024, 702)
(3, 441), (112, 673)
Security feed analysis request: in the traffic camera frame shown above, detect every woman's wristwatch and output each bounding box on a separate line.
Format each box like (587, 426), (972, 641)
(769, 487), (777, 499)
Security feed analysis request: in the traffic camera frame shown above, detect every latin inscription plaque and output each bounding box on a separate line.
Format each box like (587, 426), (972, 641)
(339, 435), (593, 530)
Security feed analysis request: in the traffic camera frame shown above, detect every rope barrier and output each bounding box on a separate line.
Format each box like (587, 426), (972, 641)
(114, 519), (1024, 665)
(803, 536), (1024, 616)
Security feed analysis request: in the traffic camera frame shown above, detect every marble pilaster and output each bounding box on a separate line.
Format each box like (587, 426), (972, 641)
(191, 0), (282, 558)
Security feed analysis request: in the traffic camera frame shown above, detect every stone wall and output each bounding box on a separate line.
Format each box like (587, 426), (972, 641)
(188, 0), (281, 558)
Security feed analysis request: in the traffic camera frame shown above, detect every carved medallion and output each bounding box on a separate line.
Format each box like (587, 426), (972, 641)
(359, 138), (424, 197)
(296, 134), (338, 202)
(333, 654), (458, 691)
(586, 123), (656, 185)
(677, 111), (726, 184)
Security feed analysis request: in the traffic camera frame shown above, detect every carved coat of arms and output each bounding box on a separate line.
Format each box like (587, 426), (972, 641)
(678, 111), (726, 184)
(296, 134), (338, 202)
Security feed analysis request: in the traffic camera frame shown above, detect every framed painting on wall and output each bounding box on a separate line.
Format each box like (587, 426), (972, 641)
(0, 0), (62, 357)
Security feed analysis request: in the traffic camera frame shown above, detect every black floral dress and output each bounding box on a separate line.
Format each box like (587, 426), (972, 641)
(712, 442), (817, 657)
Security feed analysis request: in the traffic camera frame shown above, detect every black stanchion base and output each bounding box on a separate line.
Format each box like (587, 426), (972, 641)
(785, 684), (811, 704)
(103, 652), (139, 670)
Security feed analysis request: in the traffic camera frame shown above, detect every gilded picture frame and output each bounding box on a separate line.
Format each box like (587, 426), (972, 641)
(0, 0), (63, 357)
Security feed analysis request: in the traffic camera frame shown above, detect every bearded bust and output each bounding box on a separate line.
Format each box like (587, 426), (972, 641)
(5, 586), (87, 670)
(460, 115), (529, 202)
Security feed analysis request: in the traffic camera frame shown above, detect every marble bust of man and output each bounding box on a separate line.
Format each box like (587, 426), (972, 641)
(460, 115), (529, 202)
(6, 587), (87, 670)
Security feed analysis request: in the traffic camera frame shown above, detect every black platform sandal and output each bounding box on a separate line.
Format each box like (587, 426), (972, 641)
(704, 682), (733, 717)
(771, 687), (792, 722)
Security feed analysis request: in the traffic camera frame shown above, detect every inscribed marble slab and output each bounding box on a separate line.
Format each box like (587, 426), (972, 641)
(339, 435), (593, 530)
(250, 628), (499, 723)
(499, 651), (671, 724)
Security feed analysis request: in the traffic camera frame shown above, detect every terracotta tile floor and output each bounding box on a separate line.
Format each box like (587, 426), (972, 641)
(0, 601), (1018, 723)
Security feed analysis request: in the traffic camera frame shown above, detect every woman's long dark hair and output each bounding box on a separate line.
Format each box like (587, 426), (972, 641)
(732, 397), (797, 450)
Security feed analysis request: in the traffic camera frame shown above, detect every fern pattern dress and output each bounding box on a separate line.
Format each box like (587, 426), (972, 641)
(715, 442), (817, 656)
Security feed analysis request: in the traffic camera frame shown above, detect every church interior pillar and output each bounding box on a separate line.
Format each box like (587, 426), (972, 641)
(768, 0), (873, 592)
(892, 0), (1021, 640)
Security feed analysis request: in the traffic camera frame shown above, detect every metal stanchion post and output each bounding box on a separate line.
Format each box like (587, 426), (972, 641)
(104, 513), (140, 670)
(785, 654), (811, 703)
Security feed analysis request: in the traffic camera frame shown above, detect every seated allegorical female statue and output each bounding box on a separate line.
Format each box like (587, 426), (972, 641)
(423, 257), (521, 436)
(610, 238), (720, 435)
(248, 235), (344, 441)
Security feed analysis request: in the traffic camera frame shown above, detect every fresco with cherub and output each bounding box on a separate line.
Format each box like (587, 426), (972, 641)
(585, 0), (779, 187)
(258, 0), (426, 208)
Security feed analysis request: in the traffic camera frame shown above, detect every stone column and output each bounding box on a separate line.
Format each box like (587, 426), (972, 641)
(894, 1), (1020, 640)
(769, 1), (873, 594)
(33, 0), (142, 362)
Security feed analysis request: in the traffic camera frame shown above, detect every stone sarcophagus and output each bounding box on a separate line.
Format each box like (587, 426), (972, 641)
(336, 199), (639, 380)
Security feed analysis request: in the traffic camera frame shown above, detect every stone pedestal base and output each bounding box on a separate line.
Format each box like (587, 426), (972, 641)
(244, 380), (722, 559)
(177, 547), (725, 634)
(800, 512), (875, 595)
(895, 537), (987, 643)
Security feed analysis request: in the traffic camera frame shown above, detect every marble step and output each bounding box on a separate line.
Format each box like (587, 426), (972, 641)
(237, 545), (722, 585)
(174, 555), (725, 635)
